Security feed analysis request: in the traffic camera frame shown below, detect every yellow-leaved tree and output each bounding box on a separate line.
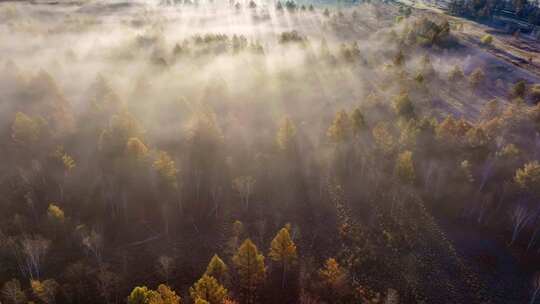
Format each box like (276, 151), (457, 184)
(318, 258), (348, 300)
(149, 284), (181, 304)
(327, 110), (352, 143)
(189, 275), (227, 304)
(204, 254), (228, 284)
(276, 117), (297, 151)
(395, 150), (415, 184)
(128, 284), (181, 304)
(232, 239), (266, 304)
(268, 227), (297, 288)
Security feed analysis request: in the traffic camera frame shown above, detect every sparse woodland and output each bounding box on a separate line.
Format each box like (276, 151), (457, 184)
(1, 1), (540, 304)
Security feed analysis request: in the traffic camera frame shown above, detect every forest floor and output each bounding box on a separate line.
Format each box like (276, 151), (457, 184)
(434, 213), (535, 304)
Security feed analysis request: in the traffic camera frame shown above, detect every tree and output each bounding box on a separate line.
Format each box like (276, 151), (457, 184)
(513, 0), (528, 15)
(510, 205), (531, 245)
(319, 38), (331, 59)
(205, 254), (228, 283)
(269, 227), (297, 288)
(31, 279), (58, 304)
(469, 68), (485, 89)
(18, 236), (50, 280)
(1, 279), (26, 304)
(189, 275), (228, 304)
(318, 258), (347, 299)
(448, 65), (465, 82)
(421, 55), (435, 78)
(276, 118), (297, 151)
(81, 228), (103, 266)
(278, 31), (305, 44)
(510, 80), (527, 99)
(156, 256), (175, 284)
(285, 0), (297, 11)
(52, 146), (76, 201)
(460, 160), (474, 183)
(53, 146), (76, 173)
(497, 144), (520, 159)
(531, 272), (540, 304)
(393, 50), (405, 66)
(393, 93), (415, 120)
(194, 298), (209, 304)
(350, 108), (367, 137)
(125, 137), (149, 161)
(127, 286), (154, 304)
(395, 150), (415, 184)
(384, 289), (400, 304)
(232, 239), (266, 304)
(227, 220), (244, 256)
(481, 34), (493, 46)
(153, 151), (179, 189)
(232, 176), (256, 211)
(98, 112), (144, 157)
(153, 151), (179, 234)
(11, 112), (45, 147)
(530, 84), (540, 103)
(47, 204), (65, 224)
(96, 265), (121, 304)
(323, 8), (330, 17)
(149, 285), (182, 304)
(327, 111), (352, 143)
(514, 161), (540, 197)
(411, 18), (450, 46)
(372, 123), (395, 154)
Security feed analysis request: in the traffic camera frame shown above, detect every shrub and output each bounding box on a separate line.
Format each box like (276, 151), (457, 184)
(480, 34), (493, 46)
(510, 80), (527, 99)
(469, 68), (485, 89)
(278, 31), (306, 44)
(530, 84), (540, 103)
(448, 65), (465, 82)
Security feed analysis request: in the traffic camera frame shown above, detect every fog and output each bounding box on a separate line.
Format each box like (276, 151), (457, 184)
(2, 1), (540, 303)
(0, 1), (412, 147)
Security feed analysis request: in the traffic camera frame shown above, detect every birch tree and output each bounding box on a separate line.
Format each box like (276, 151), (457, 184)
(510, 205), (531, 245)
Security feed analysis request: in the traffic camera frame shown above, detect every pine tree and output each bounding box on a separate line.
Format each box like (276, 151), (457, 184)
(149, 284), (182, 304)
(11, 112), (45, 147)
(268, 227), (297, 288)
(189, 275), (228, 304)
(276, 117), (297, 151)
(515, 161), (540, 197)
(318, 258), (347, 300)
(127, 286), (154, 304)
(395, 150), (415, 184)
(232, 239), (266, 304)
(125, 137), (149, 160)
(393, 93), (415, 120)
(204, 254), (228, 283)
(319, 258), (345, 287)
(350, 108), (366, 137)
(327, 110), (352, 143)
(153, 151), (179, 189)
(469, 68), (485, 89)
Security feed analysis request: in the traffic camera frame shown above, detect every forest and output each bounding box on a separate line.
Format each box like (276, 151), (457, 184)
(1, 0), (540, 303)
